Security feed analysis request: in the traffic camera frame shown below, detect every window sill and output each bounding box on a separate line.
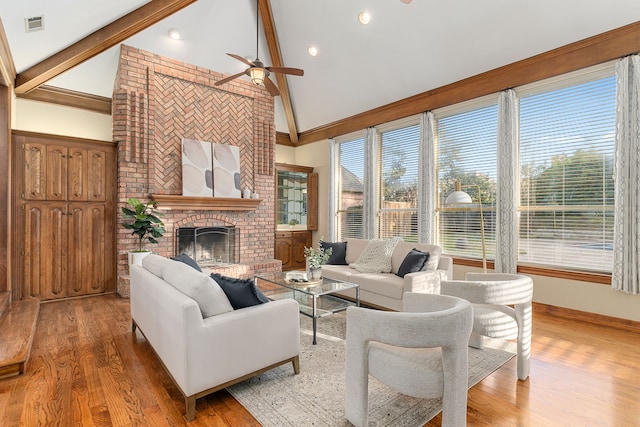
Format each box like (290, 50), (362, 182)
(451, 257), (611, 285)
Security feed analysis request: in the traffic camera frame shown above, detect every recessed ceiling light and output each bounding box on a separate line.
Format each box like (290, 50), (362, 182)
(308, 46), (318, 57)
(168, 28), (181, 40)
(358, 11), (371, 25)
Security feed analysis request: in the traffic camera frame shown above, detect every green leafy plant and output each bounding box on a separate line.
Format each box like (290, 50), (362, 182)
(121, 198), (166, 252)
(304, 241), (332, 270)
(288, 218), (299, 226)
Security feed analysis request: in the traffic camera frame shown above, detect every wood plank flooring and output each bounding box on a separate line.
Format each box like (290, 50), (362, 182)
(1, 294), (639, 426)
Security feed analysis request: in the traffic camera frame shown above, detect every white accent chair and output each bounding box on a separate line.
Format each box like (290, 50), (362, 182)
(441, 273), (533, 381)
(345, 293), (473, 427)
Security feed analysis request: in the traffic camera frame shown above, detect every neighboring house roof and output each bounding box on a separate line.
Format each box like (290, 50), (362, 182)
(341, 166), (363, 194)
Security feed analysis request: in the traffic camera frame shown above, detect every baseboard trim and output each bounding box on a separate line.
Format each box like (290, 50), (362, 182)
(533, 302), (640, 334)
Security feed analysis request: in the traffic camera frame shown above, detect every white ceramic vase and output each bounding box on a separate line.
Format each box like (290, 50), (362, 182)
(128, 250), (151, 269)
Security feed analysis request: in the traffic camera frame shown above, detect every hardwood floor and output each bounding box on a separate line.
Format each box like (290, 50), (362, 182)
(1, 294), (639, 426)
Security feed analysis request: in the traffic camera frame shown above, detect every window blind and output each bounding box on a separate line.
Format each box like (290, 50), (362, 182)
(337, 137), (366, 240)
(377, 123), (420, 241)
(436, 102), (498, 261)
(518, 75), (616, 272)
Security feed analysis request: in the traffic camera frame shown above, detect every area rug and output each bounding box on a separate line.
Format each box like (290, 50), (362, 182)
(228, 312), (516, 427)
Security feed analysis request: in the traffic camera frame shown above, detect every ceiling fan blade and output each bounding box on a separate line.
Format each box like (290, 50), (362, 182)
(266, 66), (304, 76)
(214, 72), (246, 86)
(263, 77), (281, 96)
(226, 53), (256, 67)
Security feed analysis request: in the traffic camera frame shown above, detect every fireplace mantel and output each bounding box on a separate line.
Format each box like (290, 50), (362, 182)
(151, 195), (261, 211)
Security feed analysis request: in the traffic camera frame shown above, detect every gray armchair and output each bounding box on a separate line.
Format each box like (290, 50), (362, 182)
(441, 272), (533, 381)
(345, 293), (473, 427)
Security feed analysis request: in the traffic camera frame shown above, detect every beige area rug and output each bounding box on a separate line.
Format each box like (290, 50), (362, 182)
(227, 312), (516, 427)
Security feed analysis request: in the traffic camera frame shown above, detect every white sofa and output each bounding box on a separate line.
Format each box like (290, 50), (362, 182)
(321, 238), (453, 311)
(130, 254), (300, 421)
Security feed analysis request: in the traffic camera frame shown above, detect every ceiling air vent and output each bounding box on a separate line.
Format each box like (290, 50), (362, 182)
(25, 16), (44, 33)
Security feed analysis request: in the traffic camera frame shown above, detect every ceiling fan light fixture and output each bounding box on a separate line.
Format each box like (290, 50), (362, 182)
(249, 67), (266, 86)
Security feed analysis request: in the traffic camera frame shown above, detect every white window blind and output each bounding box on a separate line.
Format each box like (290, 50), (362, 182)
(377, 123), (420, 241)
(436, 102), (498, 261)
(336, 137), (365, 240)
(518, 75), (616, 272)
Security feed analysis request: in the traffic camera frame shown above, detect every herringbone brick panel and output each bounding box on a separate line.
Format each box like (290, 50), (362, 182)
(153, 74), (254, 193)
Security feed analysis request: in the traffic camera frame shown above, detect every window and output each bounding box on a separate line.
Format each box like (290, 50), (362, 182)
(377, 122), (420, 241)
(436, 101), (498, 262)
(518, 74), (616, 272)
(331, 64), (616, 277)
(336, 136), (365, 240)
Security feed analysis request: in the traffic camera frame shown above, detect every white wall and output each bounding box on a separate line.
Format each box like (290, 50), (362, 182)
(275, 145), (296, 164)
(13, 99), (113, 141)
(278, 139), (640, 323)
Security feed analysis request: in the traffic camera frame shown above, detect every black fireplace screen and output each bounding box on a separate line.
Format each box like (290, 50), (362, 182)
(176, 227), (238, 265)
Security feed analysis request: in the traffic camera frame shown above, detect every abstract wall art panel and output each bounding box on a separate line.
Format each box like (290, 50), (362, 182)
(181, 138), (213, 196)
(212, 143), (242, 198)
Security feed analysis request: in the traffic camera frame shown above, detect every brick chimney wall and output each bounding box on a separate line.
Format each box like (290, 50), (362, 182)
(113, 45), (280, 297)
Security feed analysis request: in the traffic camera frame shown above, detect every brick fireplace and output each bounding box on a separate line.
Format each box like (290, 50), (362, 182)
(113, 45), (280, 297)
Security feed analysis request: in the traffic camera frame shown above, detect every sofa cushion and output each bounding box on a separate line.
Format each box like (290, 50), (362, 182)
(171, 253), (202, 272)
(396, 249), (430, 278)
(349, 272), (405, 300)
(141, 253), (170, 278)
(321, 241), (348, 265)
(321, 264), (360, 282)
(210, 273), (269, 309)
(163, 260), (233, 318)
(344, 239), (371, 264)
(351, 237), (402, 273)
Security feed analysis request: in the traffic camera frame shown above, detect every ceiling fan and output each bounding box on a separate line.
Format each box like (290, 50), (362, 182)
(214, 0), (304, 96)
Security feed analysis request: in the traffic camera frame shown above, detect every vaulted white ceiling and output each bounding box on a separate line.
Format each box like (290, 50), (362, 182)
(2, 0), (640, 135)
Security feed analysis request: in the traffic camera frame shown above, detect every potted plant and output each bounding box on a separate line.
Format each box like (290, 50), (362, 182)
(288, 218), (300, 228)
(121, 197), (166, 266)
(304, 241), (332, 280)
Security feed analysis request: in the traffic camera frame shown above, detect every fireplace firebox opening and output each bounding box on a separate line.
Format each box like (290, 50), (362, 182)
(176, 227), (238, 266)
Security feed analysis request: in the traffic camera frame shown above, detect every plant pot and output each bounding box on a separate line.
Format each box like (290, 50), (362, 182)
(128, 250), (151, 268)
(309, 268), (322, 280)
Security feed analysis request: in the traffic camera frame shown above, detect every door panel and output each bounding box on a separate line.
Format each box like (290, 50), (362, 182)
(23, 143), (47, 200)
(67, 147), (87, 201)
(24, 203), (68, 299)
(46, 145), (68, 200)
(67, 204), (107, 296)
(87, 149), (108, 201)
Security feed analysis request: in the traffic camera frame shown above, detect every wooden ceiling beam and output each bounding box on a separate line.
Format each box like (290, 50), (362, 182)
(16, 85), (111, 114)
(14, 0), (197, 94)
(276, 131), (294, 146)
(0, 19), (16, 88)
(258, 0), (300, 144)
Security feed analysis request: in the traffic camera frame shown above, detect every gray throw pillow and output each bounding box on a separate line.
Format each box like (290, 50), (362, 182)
(396, 248), (430, 278)
(211, 273), (270, 309)
(321, 241), (348, 265)
(171, 253), (202, 272)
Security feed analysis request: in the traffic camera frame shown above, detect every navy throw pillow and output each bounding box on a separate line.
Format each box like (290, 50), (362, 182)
(210, 273), (269, 309)
(320, 241), (348, 265)
(171, 253), (202, 272)
(396, 249), (430, 278)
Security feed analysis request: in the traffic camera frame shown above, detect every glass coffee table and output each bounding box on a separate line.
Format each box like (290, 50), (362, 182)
(255, 272), (360, 345)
